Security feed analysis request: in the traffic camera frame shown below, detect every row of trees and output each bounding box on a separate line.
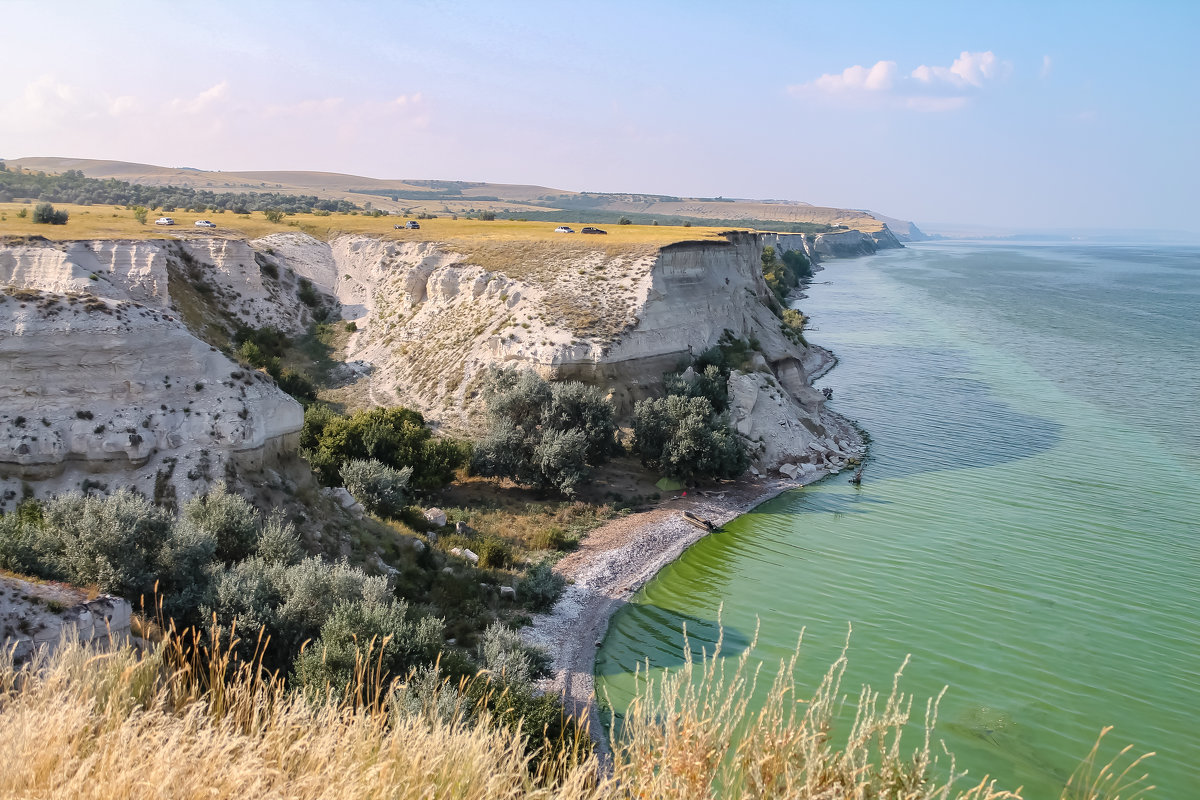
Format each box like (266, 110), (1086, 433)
(0, 166), (357, 214)
(471, 365), (748, 490)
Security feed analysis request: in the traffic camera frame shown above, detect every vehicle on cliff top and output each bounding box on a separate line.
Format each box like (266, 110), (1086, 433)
(554, 225), (574, 233)
(154, 217), (175, 225)
(194, 219), (215, 228)
(580, 226), (607, 234)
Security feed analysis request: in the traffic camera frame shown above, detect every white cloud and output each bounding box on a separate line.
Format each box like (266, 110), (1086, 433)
(169, 81), (229, 115)
(790, 51), (1006, 112)
(911, 51), (1000, 88)
(1041, 55), (1053, 79)
(810, 60), (897, 93)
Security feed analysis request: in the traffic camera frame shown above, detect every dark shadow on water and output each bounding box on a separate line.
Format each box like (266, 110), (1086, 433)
(594, 605), (752, 678)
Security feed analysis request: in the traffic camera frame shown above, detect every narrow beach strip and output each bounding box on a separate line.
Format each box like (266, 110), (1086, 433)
(523, 469), (837, 757)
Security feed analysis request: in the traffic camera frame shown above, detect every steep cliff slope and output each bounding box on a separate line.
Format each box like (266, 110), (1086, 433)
(0, 226), (862, 499)
(267, 229), (861, 470)
(0, 239), (308, 510)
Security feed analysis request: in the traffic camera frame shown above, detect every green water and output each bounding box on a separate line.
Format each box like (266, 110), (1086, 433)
(596, 242), (1200, 797)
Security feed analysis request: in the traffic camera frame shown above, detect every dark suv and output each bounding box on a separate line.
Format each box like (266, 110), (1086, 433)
(580, 226), (608, 234)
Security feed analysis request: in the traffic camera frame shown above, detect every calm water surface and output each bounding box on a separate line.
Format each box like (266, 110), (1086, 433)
(596, 241), (1200, 797)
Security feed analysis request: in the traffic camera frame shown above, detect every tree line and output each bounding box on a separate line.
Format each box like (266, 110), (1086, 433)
(0, 164), (358, 214)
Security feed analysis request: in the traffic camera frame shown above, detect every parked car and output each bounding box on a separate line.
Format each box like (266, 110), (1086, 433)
(580, 226), (607, 235)
(554, 226), (575, 233)
(155, 217), (175, 226)
(194, 219), (216, 228)
(405, 220), (421, 229)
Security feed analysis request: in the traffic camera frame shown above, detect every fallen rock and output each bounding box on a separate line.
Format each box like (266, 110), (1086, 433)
(455, 520), (476, 536)
(424, 507), (447, 527)
(450, 546), (479, 565)
(779, 463), (800, 479)
(499, 586), (517, 601)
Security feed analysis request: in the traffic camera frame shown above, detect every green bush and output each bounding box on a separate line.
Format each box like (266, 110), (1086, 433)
(32, 202), (68, 225)
(297, 278), (320, 308)
(518, 561), (565, 613)
(301, 404), (467, 492)
(632, 395), (746, 480)
(293, 594), (443, 696)
(477, 621), (551, 687)
(470, 368), (617, 496)
(341, 459), (411, 518)
(182, 483), (261, 563)
(475, 535), (514, 569)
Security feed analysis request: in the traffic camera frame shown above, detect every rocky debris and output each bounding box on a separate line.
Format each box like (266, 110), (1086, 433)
(1, 575), (133, 664)
(454, 520), (476, 536)
(424, 507), (447, 527)
(499, 586), (517, 601)
(328, 487), (357, 508)
(726, 367), (861, 473)
(450, 547), (479, 565)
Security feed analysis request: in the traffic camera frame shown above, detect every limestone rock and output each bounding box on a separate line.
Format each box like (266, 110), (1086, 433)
(424, 507), (447, 527)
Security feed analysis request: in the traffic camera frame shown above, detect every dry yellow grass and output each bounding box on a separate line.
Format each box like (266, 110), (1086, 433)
(0, 202), (729, 247)
(0, 630), (1152, 799)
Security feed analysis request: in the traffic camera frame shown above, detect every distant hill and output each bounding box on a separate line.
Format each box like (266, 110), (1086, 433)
(5, 156), (919, 235)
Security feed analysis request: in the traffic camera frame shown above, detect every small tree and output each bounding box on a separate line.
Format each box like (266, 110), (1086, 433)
(32, 202), (68, 225)
(341, 459), (412, 518)
(471, 368), (617, 496)
(632, 394), (746, 481)
(618, 216), (632, 225)
(132, 205), (148, 225)
(264, 209), (284, 223)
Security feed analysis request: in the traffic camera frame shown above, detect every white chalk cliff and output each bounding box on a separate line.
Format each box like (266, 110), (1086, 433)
(0, 225), (867, 505)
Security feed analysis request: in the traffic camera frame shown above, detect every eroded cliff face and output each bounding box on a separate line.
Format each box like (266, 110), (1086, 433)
(261, 230), (860, 469)
(0, 226), (863, 495)
(0, 286), (302, 511)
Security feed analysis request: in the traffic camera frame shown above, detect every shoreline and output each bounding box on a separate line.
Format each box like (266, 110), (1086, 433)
(524, 416), (853, 759)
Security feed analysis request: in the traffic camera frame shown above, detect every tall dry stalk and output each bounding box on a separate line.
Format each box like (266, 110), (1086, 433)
(0, 629), (1153, 799)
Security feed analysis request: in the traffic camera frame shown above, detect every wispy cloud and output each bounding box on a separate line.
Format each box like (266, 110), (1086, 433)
(1, 75), (431, 164)
(789, 51), (1007, 111)
(1040, 55), (1053, 79)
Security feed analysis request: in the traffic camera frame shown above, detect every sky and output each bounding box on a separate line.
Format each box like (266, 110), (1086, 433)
(3, 0), (1198, 233)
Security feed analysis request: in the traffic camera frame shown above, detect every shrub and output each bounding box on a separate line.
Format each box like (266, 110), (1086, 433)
(518, 561), (565, 613)
(264, 209), (284, 223)
(471, 368), (617, 496)
(341, 459), (412, 518)
(633, 395), (746, 480)
(32, 202), (68, 225)
(297, 278), (320, 308)
(255, 509), (302, 566)
(618, 216), (632, 225)
(276, 368), (316, 403)
(39, 489), (173, 601)
(301, 405), (466, 492)
(477, 622), (551, 687)
(475, 535), (514, 569)
(293, 595), (443, 696)
(182, 483), (261, 563)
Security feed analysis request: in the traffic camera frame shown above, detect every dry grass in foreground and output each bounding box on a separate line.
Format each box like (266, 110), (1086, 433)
(0, 631), (1152, 799)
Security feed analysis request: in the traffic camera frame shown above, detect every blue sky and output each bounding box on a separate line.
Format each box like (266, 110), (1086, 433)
(3, 1), (1197, 232)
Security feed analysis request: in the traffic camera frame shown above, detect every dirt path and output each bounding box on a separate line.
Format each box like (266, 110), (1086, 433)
(522, 472), (835, 759)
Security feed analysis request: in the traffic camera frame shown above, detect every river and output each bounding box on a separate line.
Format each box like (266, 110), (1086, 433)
(595, 240), (1200, 797)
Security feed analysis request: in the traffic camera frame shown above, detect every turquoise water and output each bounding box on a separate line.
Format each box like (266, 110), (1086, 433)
(596, 241), (1200, 797)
